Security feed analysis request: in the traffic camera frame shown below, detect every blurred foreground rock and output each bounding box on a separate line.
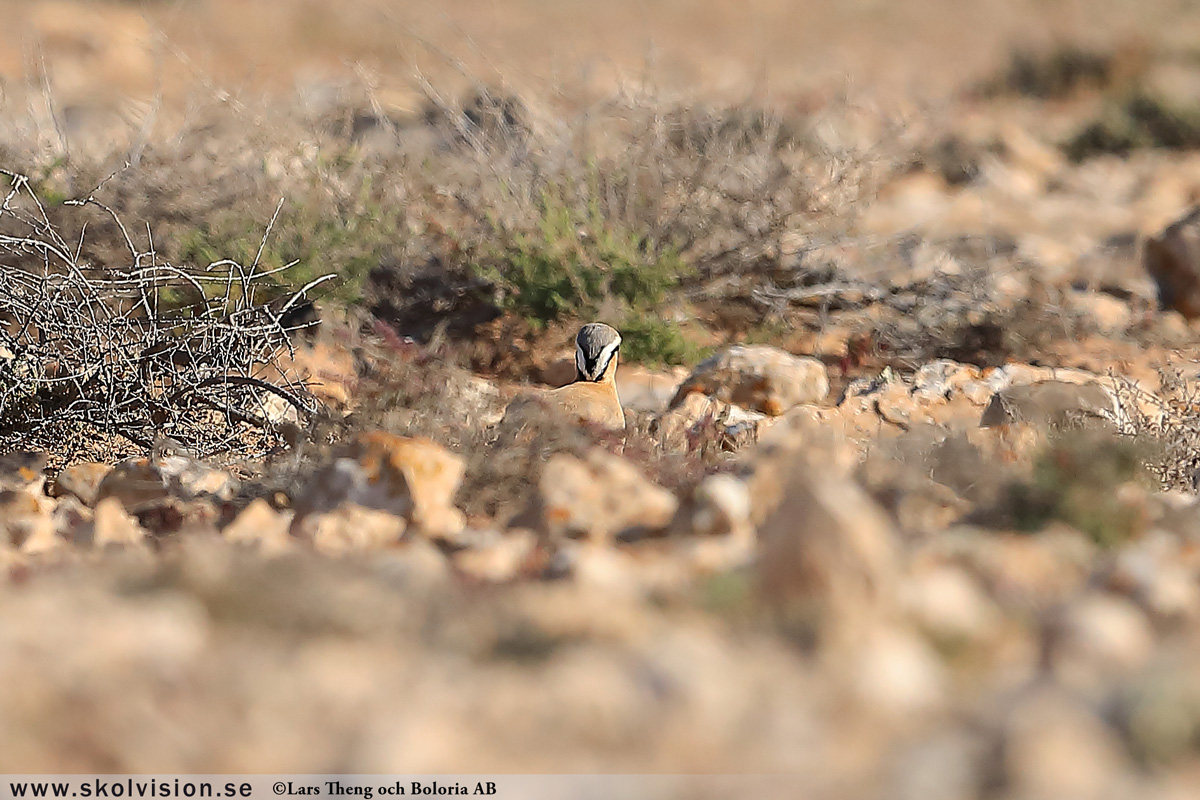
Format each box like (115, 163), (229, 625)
(757, 467), (899, 647)
(540, 448), (678, 541)
(51, 462), (111, 507)
(4, 317), (1200, 793)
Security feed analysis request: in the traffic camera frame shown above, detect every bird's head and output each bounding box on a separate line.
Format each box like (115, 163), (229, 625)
(574, 322), (622, 382)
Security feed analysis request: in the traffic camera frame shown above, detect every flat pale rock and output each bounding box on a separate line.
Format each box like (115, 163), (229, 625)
(843, 372), (985, 433)
(980, 380), (1118, 430)
(160, 455), (239, 501)
(447, 374), (505, 427)
(670, 345), (829, 416)
(902, 564), (999, 643)
(1069, 291), (1133, 334)
(1000, 687), (1129, 800)
(850, 626), (947, 716)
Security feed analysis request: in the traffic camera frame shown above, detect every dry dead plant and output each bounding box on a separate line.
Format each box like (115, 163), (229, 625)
(1112, 370), (1200, 491)
(0, 168), (323, 462)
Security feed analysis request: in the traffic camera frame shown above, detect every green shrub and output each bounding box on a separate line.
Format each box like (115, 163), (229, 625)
(617, 314), (709, 367)
(472, 188), (689, 331)
(1008, 430), (1151, 548)
(982, 45), (1117, 100)
(1066, 93), (1200, 161)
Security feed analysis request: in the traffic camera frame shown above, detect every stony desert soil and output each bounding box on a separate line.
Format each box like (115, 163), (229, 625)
(6, 2), (1200, 798)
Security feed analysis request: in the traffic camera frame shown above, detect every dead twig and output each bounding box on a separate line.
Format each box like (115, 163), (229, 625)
(0, 170), (325, 461)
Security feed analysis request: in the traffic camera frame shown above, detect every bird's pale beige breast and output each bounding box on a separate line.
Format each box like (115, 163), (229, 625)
(549, 380), (625, 429)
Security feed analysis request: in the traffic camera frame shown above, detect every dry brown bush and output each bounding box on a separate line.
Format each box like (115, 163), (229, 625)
(1114, 370), (1200, 492)
(0, 168), (321, 464)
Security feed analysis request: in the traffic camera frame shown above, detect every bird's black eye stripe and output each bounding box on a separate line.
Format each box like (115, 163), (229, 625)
(587, 339), (620, 380)
(589, 355), (610, 381)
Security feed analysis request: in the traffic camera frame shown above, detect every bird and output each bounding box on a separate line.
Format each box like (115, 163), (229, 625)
(503, 322), (626, 431)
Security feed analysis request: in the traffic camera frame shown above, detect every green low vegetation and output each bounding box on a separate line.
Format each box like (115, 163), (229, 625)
(178, 179), (400, 306)
(1009, 430), (1151, 548)
(1066, 92), (1200, 161)
(470, 187), (700, 364)
(617, 315), (709, 367)
(981, 44), (1120, 100)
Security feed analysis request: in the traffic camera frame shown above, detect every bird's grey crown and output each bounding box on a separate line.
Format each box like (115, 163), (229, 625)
(575, 322), (621, 382)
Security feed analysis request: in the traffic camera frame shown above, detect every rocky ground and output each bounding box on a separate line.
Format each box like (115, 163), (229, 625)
(7, 1), (1200, 798)
(5, 294), (1200, 796)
